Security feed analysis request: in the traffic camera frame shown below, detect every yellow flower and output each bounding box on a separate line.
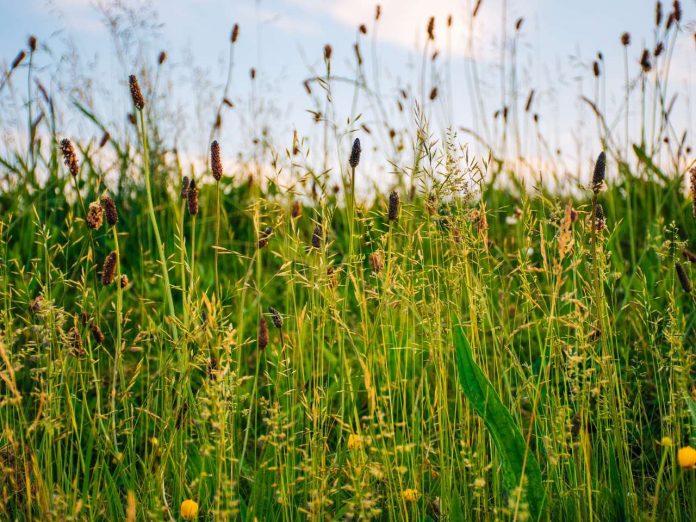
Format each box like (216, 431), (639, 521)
(660, 436), (673, 447)
(347, 433), (364, 450)
(678, 446), (696, 469)
(180, 499), (199, 520)
(401, 489), (419, 503)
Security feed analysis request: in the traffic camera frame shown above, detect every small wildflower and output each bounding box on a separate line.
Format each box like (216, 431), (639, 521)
(661, 436), (673, 447)
(180, 499), (199, 520)
(402, 489), (420, 503)
(678, 446), (696, 469)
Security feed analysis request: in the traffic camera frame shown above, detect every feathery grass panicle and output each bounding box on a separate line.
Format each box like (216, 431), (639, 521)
(676, 262), (691, 293)
(592, 151), (606, 193)
(101, 195), (118, 226)
(187, 179), (199, 216)
(102, 251), (118, 286)
(60, 138), (79, 177)
(258, 315), (269, 349)
(86, 202), (104, 230)
(388, 190), (400, 221)
(369, 251), (384, 273)
(349, 138), (361, 168)
(129, 74), (145, 110)
(211, 141), (223, 181)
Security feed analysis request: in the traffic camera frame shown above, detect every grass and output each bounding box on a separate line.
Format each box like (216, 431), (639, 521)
(2, 3), (696, 521)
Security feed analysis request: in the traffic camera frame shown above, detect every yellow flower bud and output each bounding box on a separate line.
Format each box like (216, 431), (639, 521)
(678, 446), (696, 469)
(180, 499), (199, 520)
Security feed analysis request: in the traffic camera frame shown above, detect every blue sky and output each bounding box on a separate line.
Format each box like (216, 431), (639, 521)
(1, 0), (694, 187)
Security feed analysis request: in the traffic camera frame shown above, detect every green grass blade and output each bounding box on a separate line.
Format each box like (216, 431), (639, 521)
(453, 323), (546, 520)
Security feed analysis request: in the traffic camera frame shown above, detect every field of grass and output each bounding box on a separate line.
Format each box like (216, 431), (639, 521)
(2, 3), (696, 521)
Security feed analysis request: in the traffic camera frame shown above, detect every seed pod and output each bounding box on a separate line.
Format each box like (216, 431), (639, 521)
(388, 191), (400, 221)
(268, 306), (283, 329)
(291, 200), (302, 219)
(311, 224), (322, 249)
(90, 323), (105, 344)
(120, 274), (129, 289)
(187, 179), (199, 216)
(211, 140), (223, 181)
(676, 262), (691, 293)
(128, 74), (145, 110)
(102, 251), (118, 285)
(592, 151), (606, 193)
(60, 138), (80, 177)
(258, 227), (272, 249)
(349, 138), (361, 168)
(101, 195), (118, 226)
(690, 168), (696, 219)
(86, 201), (104, 229)
(258, 315), (268, 349)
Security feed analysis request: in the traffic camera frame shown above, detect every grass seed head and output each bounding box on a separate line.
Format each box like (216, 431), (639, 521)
(60, 138), (79, 177)
(258, 315), (269, 349)
(87, 202), (104, 229)
(211, 140), (223, 181)
(187, 179), (199, 216)
(11, 51), (26, 70)
(231, 23), (240, 43)
(592, 151), (606, 193)
(621, 32), (631, 46)
(291, 200), (302, 218)
(268, 306), (283, 329)
(258, 227), (272, 249)
(128, 74), (145, 110)
(311, 224), (322, 249)
(427, 17), (435, 40)
(101, 195), (118, 226)
(690, 167), (696, 218)
(120, 274), (129, 289)
(676, 262), (691, 293)
(102, 251), (118, 286)
(349, 138), (361, 168)
(90, 323), (105, 344)
(388, 191), (400, 221)
(68, 327), (84, 357)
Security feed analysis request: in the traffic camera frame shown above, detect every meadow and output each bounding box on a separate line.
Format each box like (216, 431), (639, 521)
(1, 2), (696, 521)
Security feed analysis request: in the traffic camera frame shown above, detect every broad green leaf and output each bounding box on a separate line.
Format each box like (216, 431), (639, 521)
(453, 323), (546, 521)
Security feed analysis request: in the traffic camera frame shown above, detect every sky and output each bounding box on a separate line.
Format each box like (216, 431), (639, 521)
(1, 0), (695, 189)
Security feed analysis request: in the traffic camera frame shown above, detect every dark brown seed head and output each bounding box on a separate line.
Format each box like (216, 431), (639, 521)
(101, 195), (118, 226)
(676, 262), (691, 293)
(349, 138), (361, 168)
(120, 274), (129, 289)
(258, 315), (268, 349)
(427, 17), (435, 40)
(594, 204), (606, 231)
(231, 23), (240, 43)
(375, 4), (381, 20)
(11, 50), (26, 70)
(430, 87), (438, 100)
(291, 200), (302, 219)
(656, 1), (663, 26)
(29, 295), (44, 313)
(515, 17), (524, 31)
(673, 1), (681, 22)
(324, 44), (332, 61)
(311, 224), (322, 249)
(640, 49), (652, 72)
(90, 323), (105, 344)
(690, 168), (696, 219)
(158, 51), (167, 65)
(268, 306), (283, 329)
(28, 36), (37, 52)
(187, 179), (199, 216)
(102, 251), (118, 285)
(447, 14), (452, 27)
(258, 227), (272, 249)
(99, 132), (110, 148)
(683, 249), (696, 264)
(60, 138), (79, 177)
(86, 202), (104, 230)
(359, 24), (367, 34)
(128, 74), (145, 110)
(592, 151), (606, 193)
(211, 141), (223, 181)
(654, 42), (664, 57)
(621, 32), (631, 46)
(592, 61), (600, 77)
(181, 176), (190, 199)
(388, 191), (400, 221)
(250, 68), (256, 80)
